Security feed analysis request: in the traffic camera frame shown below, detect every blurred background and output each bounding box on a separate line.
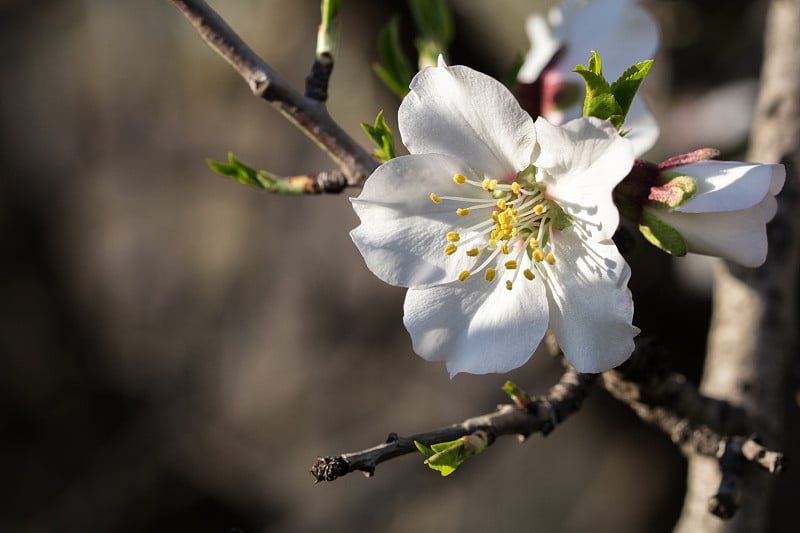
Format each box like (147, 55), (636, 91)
(1, 0), (797, 531)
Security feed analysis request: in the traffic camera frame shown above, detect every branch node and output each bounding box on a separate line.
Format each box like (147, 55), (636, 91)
(305, 53), (334, 102)
(310, 456), (349, 483)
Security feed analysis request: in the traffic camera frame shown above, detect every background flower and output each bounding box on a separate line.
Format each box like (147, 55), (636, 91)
(648, 161), (785, 267)
(516, 0), (660, 156)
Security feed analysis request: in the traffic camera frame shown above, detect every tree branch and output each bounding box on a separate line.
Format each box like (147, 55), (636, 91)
(312, 337), (786, 523)
(310, 368), (595, 482)
(169, 0), (378, 186)
(602, 341), (786, 520)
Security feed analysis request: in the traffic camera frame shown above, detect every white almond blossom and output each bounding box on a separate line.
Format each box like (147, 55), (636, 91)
(517, 0), (659, 156)
(648, 161), (786, 267)
(350, 60), (639, 376)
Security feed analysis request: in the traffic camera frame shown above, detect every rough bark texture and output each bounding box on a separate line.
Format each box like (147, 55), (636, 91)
(674, 0), (800, 531)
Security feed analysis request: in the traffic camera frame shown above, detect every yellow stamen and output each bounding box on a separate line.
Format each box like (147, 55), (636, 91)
(485, 268), (496, 282)
(534, 204), (545, 215)
(533, 249), (545, 262)
(491, 211), (499, 221)
(481, 178), (490, 190)
(496, 199), (507, 210)
(488, 179), (498, 191)
(488, 239), (498, 248)
(458, 270), (470, 282)
(453, 173), (467, 184)
(546, 252), (556, 265)
(444, 244), (457, 255)
(430, 193), (442, 204)
(466, 248), (479, 257)
(506, 280), (513, 290)
(456, 207), (471, 216)
(501, 244), (509, 255)
(511, 228), (518, 237)
(512, 182), (521, 194)
(446, 231), (460, 242)
(523, 269), (535, 280)
(504, 260), (517, 270)
(529, 238), (539, 249)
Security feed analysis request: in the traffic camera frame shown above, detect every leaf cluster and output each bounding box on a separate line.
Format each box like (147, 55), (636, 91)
(574, 51), (652, 131)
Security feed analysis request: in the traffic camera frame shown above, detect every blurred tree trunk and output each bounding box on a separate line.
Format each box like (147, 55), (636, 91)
(674, 0), (800, 531)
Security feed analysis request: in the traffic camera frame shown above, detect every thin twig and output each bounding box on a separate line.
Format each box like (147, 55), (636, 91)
(169, 0), (378, 186)
(311, 369), (596, 482)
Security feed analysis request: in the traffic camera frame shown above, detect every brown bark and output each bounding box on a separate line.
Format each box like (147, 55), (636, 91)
(674, 0), (800, 531)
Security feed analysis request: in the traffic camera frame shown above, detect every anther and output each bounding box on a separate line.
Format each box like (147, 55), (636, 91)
(496, 199), (507, 210)
(523, 269), (535, 280)
(485, 268), (496, 282)
(488, 239), (498, 248)
(504, 260), (517, 270)
(546, 252), (556, 265)
(453, 173), (467, 184)
(430, 193), (442, 204)
(501, 244), (509, 254)
(529, 238), (539, 249)
(505, 280), (513, 290)
(481, 178), (490, 190)
(512, 182), (521, 195)
(534, 204), (545, 215)
(488, 179), (498, 191)
(466, 248), (479, 257)
(456, 208), (471, 216)
(446, 232), (460, 242)
(444, 244), (457, 255)
(533, 249), (545, 262)
(458, 270), (470, 282)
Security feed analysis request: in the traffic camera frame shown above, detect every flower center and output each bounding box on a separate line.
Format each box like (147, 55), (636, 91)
(430, 170), (559, 290)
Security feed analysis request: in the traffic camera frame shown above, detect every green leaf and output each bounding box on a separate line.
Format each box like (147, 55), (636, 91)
(587, 50), (603, 75)
(573, 57), (617, 121)
(208, 153), (274, 189)
(574, 52), (653, 131)
(408, 0), (453, 46)
(609, 60), (653, 117)
(360, 110), (397, 162)
(409, 0), (454, 68)
(374, 16), (414, 98)
(639, 210), (688, 256)
(316, 0), (341, 58)
(207, 153), (309, 195)
(414, 431), (489, 477)
(502, 380), (532, 408)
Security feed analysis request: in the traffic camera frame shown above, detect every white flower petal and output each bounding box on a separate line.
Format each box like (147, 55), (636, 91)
(517, 13), (562, 83)
(403, 273), (549, 377)
(544, 228), (638, 372)
(399, 62), (536, 178)
(769, 164), (786, 194)
(534, 117), (634, 241)
(652, 196), (778, 267)
(350, 154), (488, 288)
(557, 0), (659, 81)
(674, 162), (785, 213)
(518, 0), (660, 151)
